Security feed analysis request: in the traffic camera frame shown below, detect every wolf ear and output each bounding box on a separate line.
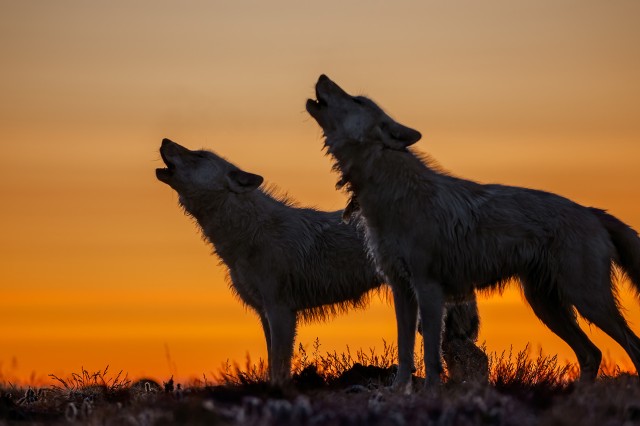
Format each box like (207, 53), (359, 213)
(379, 121), (422, 149)
(227, 170), (264, 193)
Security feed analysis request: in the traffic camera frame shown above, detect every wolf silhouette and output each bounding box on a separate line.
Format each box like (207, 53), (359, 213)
(307, 74), (640, 389)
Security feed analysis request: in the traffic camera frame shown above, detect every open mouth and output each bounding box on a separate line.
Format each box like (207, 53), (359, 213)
(306, 96), (326, 110)
(306, 96), (328, 121)
(306, 84), (329, 113)
(156, 146), (176, 183)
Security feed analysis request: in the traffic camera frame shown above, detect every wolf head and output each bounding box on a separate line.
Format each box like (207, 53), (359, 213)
(306, 75), (421, 152)
(156, 138), (264, 205)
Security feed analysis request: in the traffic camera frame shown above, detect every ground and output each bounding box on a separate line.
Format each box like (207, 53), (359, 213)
(1, 346), (639, 425)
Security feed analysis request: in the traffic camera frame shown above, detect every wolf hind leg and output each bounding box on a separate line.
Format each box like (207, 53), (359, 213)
(566, 274), (640, 375)
(443, 298), (481, 342)
(522, 281), (601, 382)
(442, 299), (489, 383)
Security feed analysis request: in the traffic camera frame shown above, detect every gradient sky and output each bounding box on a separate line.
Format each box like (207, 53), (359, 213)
(1, 1), (640, 384)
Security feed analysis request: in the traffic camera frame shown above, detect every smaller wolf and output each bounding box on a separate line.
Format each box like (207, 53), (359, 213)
(156, 138), (486, 384)
(307, 74), (640, 389)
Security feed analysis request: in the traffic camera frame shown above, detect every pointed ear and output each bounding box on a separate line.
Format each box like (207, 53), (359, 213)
(226, 170), (264, 193)
(379, 121), (422, 149)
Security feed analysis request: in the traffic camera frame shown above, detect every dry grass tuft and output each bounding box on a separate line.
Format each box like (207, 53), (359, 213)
(489, 344), (574, 391)
(48, 365), (130, 394)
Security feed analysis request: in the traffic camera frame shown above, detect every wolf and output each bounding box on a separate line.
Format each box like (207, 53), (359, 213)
(155, 138), (487, 384)
(306, 74), (640, 389)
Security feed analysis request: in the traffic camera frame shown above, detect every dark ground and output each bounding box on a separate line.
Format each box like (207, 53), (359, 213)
(1, 348), (639, 425)
(2, 367), (640, 425)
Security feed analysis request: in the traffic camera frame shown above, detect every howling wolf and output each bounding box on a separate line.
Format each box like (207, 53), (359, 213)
(306, 74), (640, 389)
(155, 138), (486, 384)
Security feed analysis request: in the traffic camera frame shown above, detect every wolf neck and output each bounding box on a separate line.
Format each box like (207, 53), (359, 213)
(181, 190), (277, 265)
(332, 142), (435, 206)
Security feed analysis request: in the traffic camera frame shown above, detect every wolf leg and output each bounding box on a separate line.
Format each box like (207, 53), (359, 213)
(568, 276), (640, 375)
(259, 312), (272, 372)
(522, 282), (601, 382)
(414, 280), (445, 389)
(265, 305), (297, 385)
(390, 282), (418, 392)
(442, 299), (489, 383)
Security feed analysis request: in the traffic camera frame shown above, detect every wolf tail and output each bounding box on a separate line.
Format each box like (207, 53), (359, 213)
(591, 207), (640, 295)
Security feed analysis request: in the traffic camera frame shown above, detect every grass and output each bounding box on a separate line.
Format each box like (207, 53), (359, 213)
(48, 365), (131, 394)
(1, 341), (639, 425)
(214, 338), (402, 390)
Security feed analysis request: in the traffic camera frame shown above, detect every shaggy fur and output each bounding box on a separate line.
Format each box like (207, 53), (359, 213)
(155, 138), (486, 384)
(306, 74), (640, 389)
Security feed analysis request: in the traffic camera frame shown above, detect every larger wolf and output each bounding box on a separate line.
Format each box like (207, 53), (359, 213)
(155, 138), (487, 384)
(306, 75), (640, 389)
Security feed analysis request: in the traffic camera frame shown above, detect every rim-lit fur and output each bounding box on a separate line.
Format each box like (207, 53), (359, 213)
(307, 75), (640, 389)
(156, 138), (486, 384)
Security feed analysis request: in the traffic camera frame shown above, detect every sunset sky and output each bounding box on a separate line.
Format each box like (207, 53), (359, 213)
(1, 1), (640, 384)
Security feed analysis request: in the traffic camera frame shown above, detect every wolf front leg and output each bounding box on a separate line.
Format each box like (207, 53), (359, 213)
(414, 279), (445, 389)
(390, 281), (418, 393)
(265, 305), (297, 385)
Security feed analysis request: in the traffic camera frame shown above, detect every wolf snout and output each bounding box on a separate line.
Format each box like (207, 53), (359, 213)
(315, 74), (332, 96)
(162, 138), (176, 148)
(160, 138), (176, 161)
(315, 74), (350, 102)
(307, 74), (334, 113)
(160, 138), (190, 159)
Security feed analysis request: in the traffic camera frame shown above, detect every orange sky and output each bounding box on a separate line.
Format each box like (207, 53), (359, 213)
(1, 1), (640, 384)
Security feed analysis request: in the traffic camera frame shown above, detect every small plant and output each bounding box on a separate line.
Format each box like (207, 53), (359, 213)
(163, 376), (175, 393)
(16, 387), (39, 405)
(214, 354), (269, 386)
(489, 344), (575, 391)
(49, 365), (130, 393)
(598, 357), (623, 379)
